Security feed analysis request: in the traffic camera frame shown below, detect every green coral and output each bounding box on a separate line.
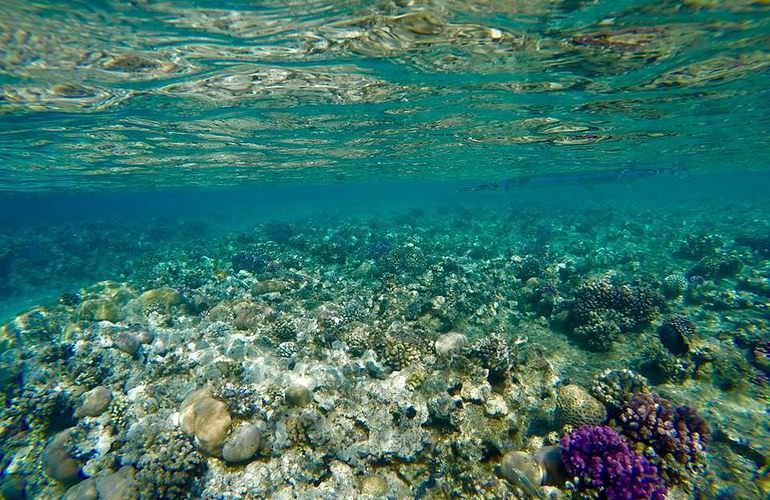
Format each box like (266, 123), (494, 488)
(591, 369), (650, 415)
(340, 326), (373, 357)
(571, 310), (622, 351)
(67, 347), (110, 389)
(211, 382), (262, 418)
(134, 428), (205, 498)
(467, 331), (517, 382)
(688, 253), (742, 280)
(637, 344), (691, 384)
(1, 386), (76, 440)
(379, 245), (427, 275)
(272, 316), (298, 342)
(379, 335), (425, 371)
(568, 277), (664, 350)
(107, 395), (130, 434)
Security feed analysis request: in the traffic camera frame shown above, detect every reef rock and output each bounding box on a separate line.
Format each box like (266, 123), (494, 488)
(139, 287), (182, 315)
(179, 387), (232, 457)
(359, 475), (389, 496)
(75, 386), (113, 418)
(434, 332), (468, 357)
(0, 348), (22, 391)
(222, 424), (262, 463)
(115, 331), (141, 356)
(62, 478), (97, 500)
(95, 466), (137, 500)
(78, 298), (124, 323)
(43, 429), (81, 484)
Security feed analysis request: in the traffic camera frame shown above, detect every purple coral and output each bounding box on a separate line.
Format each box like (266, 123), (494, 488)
(615, 392), (709, 485)
(231, 251), (271, 274)
(750, 340), (770, 374)
(617, 393), (709, 462)
(671, 405), (710, 464)
(617, 393), (677, 453)
(560, 425), (666, 500)
(365, 239), (391, 260)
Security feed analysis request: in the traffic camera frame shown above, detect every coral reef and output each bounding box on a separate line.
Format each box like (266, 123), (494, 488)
(571, 310), (622, 351)
(378, 335), (426, 371)
(636, 343), (692, 384)
(467, 331), (517, 382)
(378, 244), (427, 275)
(688, 253), (743, 280)
(231, 251), (271, 274)
(675, 234), (723, 260)
(210, 382), (262, 418)
(0, 203), (767, 498)
(133, 428), (205, 498)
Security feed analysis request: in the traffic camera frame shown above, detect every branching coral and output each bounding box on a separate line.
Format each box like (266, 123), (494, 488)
(613, 392), (709, 488)
(560, 425), (667, 499)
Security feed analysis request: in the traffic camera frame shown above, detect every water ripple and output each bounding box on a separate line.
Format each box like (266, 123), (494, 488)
(0, 0), (768, 190)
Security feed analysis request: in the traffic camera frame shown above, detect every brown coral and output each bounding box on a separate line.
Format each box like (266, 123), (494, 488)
(555, 384), (607, 428)
(179, 387), (232, 457)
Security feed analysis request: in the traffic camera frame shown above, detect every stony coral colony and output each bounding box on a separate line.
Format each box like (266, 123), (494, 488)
(0, 206), (768, 499)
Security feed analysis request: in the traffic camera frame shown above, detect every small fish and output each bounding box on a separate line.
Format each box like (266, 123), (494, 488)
(461, 166), (688, 192)
(504, 465), (547, 500)
(459, 181), (501, 192)
(617, 166), (689, 181)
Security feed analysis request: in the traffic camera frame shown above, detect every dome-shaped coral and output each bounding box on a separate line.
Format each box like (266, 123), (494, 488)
(658, 314), (697, 355)
(662, 273), (688, 299)
(179, 388), (232, 457)
(555, 384), (607, 428)
(379, 244), (426, 275)
(222, 424), (262, 464)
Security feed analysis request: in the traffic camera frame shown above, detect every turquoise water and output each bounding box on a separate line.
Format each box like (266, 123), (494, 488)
(1, 0), (769, 498)
(2, 0), (769, 189)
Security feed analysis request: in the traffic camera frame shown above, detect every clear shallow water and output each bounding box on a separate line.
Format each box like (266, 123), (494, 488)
(1, 1), (770, 499)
